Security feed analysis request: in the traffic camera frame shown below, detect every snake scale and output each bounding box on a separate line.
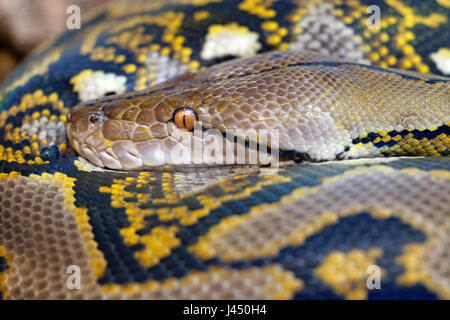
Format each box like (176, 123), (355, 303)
(0, 0), (449, 300)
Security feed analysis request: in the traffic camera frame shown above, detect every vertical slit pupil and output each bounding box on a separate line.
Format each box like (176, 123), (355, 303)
(174, 108), (196, 131)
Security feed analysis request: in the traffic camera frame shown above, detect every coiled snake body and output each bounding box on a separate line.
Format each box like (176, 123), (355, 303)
(0, 0), (449, 299)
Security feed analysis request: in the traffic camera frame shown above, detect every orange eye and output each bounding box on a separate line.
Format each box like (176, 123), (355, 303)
(173, 108), (197, 131)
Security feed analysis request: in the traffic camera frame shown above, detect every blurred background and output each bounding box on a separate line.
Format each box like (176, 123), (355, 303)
(0, 0), (108, 83)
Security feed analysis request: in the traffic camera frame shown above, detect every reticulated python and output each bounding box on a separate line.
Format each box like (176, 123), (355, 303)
(0, 0), (449, 300)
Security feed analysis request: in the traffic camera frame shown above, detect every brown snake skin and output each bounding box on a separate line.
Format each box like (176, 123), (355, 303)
(67, 50), (450, 170)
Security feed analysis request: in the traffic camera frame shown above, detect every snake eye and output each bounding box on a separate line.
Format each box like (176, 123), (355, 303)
(173, 108), (197, 131)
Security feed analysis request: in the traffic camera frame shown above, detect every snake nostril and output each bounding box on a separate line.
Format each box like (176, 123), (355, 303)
(89, 115), (99, 124)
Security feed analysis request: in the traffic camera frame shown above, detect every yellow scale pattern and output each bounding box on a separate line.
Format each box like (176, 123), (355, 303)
(0, 171), (301, 299)
(100, 170), (290, 268)
(0, 90), (68, 164)
(314, 248), (384, 300)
